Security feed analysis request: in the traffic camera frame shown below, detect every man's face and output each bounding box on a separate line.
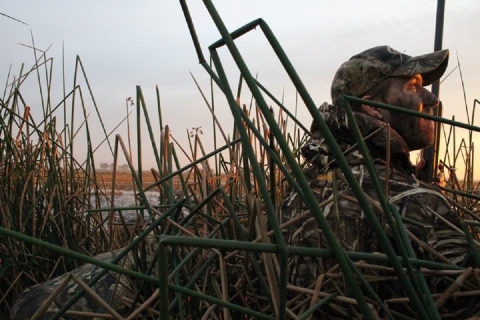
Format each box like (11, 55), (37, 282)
(380, 74), (439, 150)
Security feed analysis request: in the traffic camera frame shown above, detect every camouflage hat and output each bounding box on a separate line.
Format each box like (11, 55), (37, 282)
(331, 45), (449, 106)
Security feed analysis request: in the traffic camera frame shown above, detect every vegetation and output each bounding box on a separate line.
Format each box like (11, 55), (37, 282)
(1, 1), (480, 319)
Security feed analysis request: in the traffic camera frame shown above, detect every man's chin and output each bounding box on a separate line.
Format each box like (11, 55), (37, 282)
(408, 138), (434, 151)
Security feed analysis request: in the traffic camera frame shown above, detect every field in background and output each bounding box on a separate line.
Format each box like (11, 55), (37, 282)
(96, 170), (172, 190)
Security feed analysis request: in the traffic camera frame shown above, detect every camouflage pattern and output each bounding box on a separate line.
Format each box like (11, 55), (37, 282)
(10, 250), (136, 320)
(331, 45), (449, 106)
(281, 103), (470, 290)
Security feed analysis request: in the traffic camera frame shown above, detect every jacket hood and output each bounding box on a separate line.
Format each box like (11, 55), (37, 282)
(301, 103), (414, 174)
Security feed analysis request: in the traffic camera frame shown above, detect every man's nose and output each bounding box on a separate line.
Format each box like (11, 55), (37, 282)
(421, 89), (439, 109)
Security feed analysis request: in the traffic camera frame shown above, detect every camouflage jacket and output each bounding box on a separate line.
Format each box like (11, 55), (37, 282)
(10, 250), (135, 320)
(281, 103), (469, 288)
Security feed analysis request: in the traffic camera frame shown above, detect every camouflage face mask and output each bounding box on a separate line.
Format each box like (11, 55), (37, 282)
(330, 45), (449, 106)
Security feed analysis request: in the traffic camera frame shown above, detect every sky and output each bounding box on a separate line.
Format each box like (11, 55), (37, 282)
(2, 1), (480, 177)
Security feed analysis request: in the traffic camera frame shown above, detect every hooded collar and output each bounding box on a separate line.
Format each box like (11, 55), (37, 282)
(301, 103), (415, 175)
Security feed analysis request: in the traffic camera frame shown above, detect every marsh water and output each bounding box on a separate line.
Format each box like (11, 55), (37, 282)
(92, 190), (161, 223)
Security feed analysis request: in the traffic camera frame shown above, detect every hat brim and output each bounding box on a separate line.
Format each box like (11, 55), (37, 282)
(391, 49), (449, 86)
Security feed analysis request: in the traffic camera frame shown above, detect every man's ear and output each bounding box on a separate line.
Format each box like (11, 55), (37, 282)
(360, 95), (384, 120)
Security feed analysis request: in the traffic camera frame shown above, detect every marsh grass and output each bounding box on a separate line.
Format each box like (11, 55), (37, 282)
(0, 49), (132, 317)
(0, 33), (300, 318)
(1, 2), (480, 319)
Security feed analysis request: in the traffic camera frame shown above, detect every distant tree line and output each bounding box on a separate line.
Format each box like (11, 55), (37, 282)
(98, 162), (130, 171)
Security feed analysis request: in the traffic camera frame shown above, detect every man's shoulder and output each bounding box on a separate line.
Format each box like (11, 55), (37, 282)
(310, 102), (344, 133)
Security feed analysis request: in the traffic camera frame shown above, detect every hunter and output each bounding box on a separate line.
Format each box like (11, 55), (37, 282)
(281, 46), (470, 305)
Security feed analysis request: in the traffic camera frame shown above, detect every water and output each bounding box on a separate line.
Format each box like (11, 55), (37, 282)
(91, 190), (161, 223)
